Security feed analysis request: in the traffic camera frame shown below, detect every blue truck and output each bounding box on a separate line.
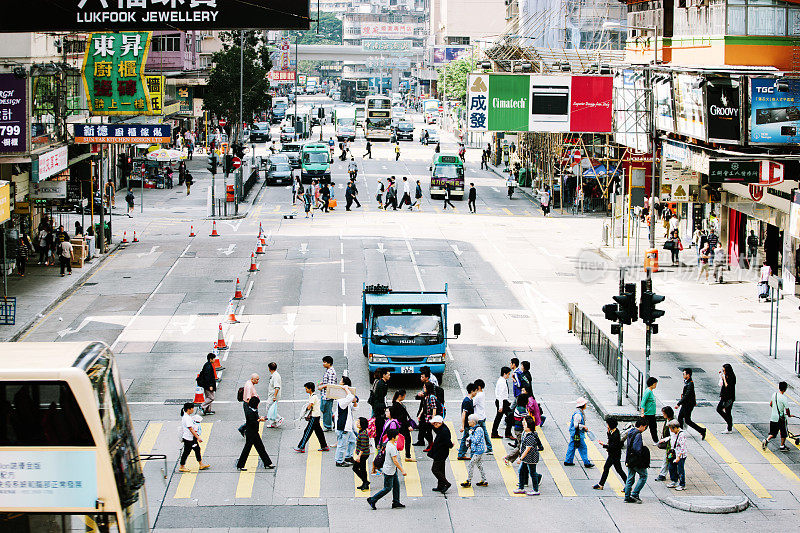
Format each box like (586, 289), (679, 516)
(356, 284), (460, 382)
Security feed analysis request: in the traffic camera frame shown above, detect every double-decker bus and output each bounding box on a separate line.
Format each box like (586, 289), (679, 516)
(340, 78), (369, 103)
(0, 342), (149, 533)
(365, 95), (393, 142)
(429, 153), (465, 199)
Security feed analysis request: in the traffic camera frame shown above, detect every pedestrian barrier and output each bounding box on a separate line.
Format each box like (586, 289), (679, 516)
(210, 221), (220, 237)
(571, 304), (643, 406)
(132, 230), (139, 243)
(189, 225), (196, 237)
(216, 323), (228, 349)
(233, 278), (243, 299)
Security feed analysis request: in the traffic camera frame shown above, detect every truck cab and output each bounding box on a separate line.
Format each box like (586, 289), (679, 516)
(356, 284), (460, 381)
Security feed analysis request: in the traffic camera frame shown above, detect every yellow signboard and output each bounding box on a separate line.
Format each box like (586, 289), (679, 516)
(146, 75), (164, 115)
(0, 181), (10, 225)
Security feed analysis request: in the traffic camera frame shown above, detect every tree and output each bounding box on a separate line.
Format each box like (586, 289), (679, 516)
(203, 31), (272, 139)
(437, 58), (473, 104)
(287, 12), (342, 44)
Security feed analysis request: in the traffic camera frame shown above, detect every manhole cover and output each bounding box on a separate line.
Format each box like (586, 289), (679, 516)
(748, 324), (770, 328)
(122, 276), (131, 279)
(198, 312), (217, 316)
(214, 279), (233, 283)
(680, 367), (706, 373)
(507, 314), (530, 319)
(83, 282), (98, 286)
(182, 251), (196, 258)
(164, 399), (190, 405)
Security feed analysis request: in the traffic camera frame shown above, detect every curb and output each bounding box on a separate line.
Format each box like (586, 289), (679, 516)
(661, 495), (750, 514)
(6, 242), (122, 342)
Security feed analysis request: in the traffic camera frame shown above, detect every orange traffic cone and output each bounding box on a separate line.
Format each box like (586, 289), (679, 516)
(132, 230), (139, 243)
(194, 376), (205, 403)
(233, 277), (243, 300)
(255, 239), (264, 255)
(216, 323), (228, 349)
(259, 233), (266, 246)
(226, 300), (239, 324)
(258, 222), (263, 237)
(248, 253), (258, 272)
(210, 221), (220, 237)
(121, 231), (128, 244)
(189, 225), (196, 237)
(212, 353), (223, 372)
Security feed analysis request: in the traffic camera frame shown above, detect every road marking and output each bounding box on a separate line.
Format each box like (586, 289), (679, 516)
(735, 423), (800, 485)
(446, 422), (473, 496)
(218, 243), (236, 256)
(454, 369), (465, 394)
(446, 345), (454, 361)
(490, 437), (524, 496)
(245, 280), (255, 299)
(138, 422), (162, 454)
(401, 225), (425, 291)
(283, 312), (297, 334)
(300, 243), (308, 255)
(478, 314), (497, 336)
(235, 421), (265, 498)
(341, 278), (346, 296)
(451, 244), (463, 256)
(703, 426), (771, 498)
(502, 208), (513, 216)
(341, 258), (345, 273)
(174, 422), (213, 498)
(340, 242), (344, 255)
(584, 439), (624, 496)
(303, 432), (323, 498)
(537, 430), (577, 497)
(403, 444), (422, 497)
(273, 205), (281, 212)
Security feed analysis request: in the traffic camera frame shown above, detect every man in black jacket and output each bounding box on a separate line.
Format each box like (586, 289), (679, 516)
(370, 369), (390, 446)
(675, 368), (706, 439)
(236, 397), (274, 470)
(196, 353), (217, 415)
(428, 415), (452, 493)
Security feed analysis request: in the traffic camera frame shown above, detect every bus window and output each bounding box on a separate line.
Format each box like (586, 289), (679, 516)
(0, 381), (93, 446)
(303, 151), (329, 165)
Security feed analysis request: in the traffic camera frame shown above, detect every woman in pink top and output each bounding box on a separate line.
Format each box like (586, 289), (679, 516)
(524, 386), (543, 427)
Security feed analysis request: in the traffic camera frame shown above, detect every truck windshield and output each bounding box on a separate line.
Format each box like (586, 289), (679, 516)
(304, 152), (328, 165)
(371, 306), (443, 343)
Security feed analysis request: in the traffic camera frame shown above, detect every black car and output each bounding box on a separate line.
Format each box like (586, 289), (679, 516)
(395, 121), (414, 141)
(249, 122), (272, 143)
(280, 142), (302, 169)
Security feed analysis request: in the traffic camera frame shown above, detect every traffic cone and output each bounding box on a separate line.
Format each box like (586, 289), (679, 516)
(194, 377), (205, 403)
(226, 300), (239, 324)
(258, 222), (263, 238)
(210, 221), (220, 237)
(259, 233), (267, 246)
(121, 231), (128, 244)
(212, 352), (224, 372)
(216, 323), (228, 349)
(132, 230), (139, 243)
(255, 239), (264, 255)
(189, 225), (196, 237)
(233, 277), (243, 300)
(248, 253), (258, 272)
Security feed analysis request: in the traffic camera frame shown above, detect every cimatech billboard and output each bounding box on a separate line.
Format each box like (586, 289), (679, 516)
(467, 74), (612, 133)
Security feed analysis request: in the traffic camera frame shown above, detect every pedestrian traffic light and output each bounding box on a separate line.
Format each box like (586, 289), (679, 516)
(207, 154), (218, 175)
(612, 283), (638, 325)
(639, 290), (666, 326)
(223, 154), (233, 174)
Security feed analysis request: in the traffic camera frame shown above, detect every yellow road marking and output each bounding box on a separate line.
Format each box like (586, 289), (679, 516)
(446, 422), (473, 496)
(490, 437), (524, 496)
(403, 441), (422, 497)
(524, 209), (532, 216)
(174, 422), (213, 498)
(303, 430), (323, 497)
(735, 424), (800, 484)
(537, 430), (577, 497)
(703, 426), (771, 498)
(273, 205), (281, 212)
(502, 208), (513, 216)
(235, 421), (265, 498)
(138, 423), (162, 454)
(584, 439), (624, 496)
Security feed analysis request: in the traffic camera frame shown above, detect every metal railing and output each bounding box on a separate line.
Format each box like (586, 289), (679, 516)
(571, 304), (644, 406)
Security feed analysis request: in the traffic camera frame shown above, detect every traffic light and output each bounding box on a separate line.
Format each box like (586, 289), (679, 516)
(207, 154), (218, 175)
(640, 290), (666, 327)
(223, 154), (233, 174)
(612, 283), (638, 325)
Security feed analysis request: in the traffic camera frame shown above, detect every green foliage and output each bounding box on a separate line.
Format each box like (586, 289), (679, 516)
(288, 12), (342, 44)
(204, 31), (272, 134)
(437, 59), (473, 103)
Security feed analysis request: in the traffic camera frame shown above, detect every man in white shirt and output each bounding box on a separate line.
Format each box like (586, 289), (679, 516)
(758, 260), (771, 300)
(472, 379), (493, 454)
(265, 362), (283, 427)
(492, 366), (512, 438)
(59, 238), (73, 277)
(333, 376), (357, 466)
(401, 176), (412, 209)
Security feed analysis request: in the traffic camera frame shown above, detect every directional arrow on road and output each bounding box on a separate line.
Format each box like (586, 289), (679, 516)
(283, 312), (297, 334)
(451, 244), (463, 256)
(173, 314), (198, 335)
(299, 243), (308, 255)
(223, 219), (243, 232)
(218, 243), (236, 256)
(377, 243), (385, 254)
(136, 245), (159, 258)
(57, 316), (131, 338)
(478, 314), (497, 336)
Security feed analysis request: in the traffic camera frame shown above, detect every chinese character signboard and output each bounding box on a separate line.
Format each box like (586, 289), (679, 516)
(82, 32), (154, 116)
(3, 0), (310, 31)
(0, 181), (10, 225)
(0, 450), (97, 509)
(177, 86), (193, 113)
(74, 123), (172, 144)
(279, 38), (290, 70)
(749, 77), (800, 144)
(360, 22), (415, 36)
(269, 70), (296, 84)
(0, 74), (27, 154)
(363, 40), (413, 53)
(708, 160), (760, 184)
(467, 73), (612, 133)
(146, 75), (164, 114)
(35, 146), (69, 182)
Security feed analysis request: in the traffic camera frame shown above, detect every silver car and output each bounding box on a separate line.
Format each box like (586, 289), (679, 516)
(266, 154), (293, 185)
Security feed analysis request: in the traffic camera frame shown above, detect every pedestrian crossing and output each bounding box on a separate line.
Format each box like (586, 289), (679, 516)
(137, 419), (800, 502)
(257, 203), (544, 218)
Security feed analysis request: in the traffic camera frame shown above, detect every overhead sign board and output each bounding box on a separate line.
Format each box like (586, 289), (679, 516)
(36, 146), (69, 182)
(674, 73), (706, 140)
(30, 180), (68, 199)
(2, 0), (310, 31)
(708, 160), (760, 184)
(705, 77), (742, 144)
(269, 70), (296, 84)
(467, 74), (612, 133)
(432, 46), (470, 66)
(749, 77), (800, 144)
(361, 22), (415, 37)
(0, 74), (28, 154)
(653, 75), (675, 133)
(0, 181), (10, 225)
(363, 40), (412, 53)
(145, 75), (164, 115)
(789, 190), (800, 239)
(74, 123), (172, 144)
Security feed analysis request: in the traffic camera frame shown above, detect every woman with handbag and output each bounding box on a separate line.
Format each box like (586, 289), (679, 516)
(716, 364), (736, 433)
(668, 230), (682, 265)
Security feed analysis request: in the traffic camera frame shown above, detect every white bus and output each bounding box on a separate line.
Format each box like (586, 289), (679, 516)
(365, 95), (393, 141)
(0, 342), (149, 533)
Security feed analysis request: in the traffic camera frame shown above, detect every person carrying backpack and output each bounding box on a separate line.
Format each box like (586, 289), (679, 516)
(125, 188), (135, 217)
(624, 417), (650, 503)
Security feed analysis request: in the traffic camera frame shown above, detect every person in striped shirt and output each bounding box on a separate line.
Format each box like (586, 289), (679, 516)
(320, 356), (337, 431)
(353, 417), (371, 491)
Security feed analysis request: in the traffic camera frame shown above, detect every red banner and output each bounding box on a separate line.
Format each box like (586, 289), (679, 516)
(569, 76), (613, 133)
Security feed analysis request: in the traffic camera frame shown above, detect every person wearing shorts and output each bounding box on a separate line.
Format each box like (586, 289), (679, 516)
(763, 381), (790, 451)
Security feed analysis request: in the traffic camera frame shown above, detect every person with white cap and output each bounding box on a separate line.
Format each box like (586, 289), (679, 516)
(427, 415), (452, 493)
(564, 397), (594, 468)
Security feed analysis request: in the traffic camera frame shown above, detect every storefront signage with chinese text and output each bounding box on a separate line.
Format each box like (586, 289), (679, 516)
(708, 160), (760, 184)
(36, 146), (69, 182)
(74, 123), (172, 144)
(146, 75), (164, 115)
(0, 74), (27, 154)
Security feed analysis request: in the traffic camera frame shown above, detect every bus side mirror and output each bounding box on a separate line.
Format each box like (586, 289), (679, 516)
(356, 322), (364, 336)
(453, 323), (461, 337)
(429, 166), (432, 171)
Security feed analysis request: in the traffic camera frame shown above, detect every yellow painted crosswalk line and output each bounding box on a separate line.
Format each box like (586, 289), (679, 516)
(273, 205), (281, 212)
(537, 430), (577, 497)
(403, 441), (422, 497)
(524, 209), (532, 216)
(490, 437), (524, 496)
(446, 422), (473, 496)
(584, 440), (624, 496)
(502, 208), (513, 216)
(138, 422), (162, 454)
(303, 432), (323, 498)
(235, 422), (265, 498)
(174, 422), (213, 499)
(735, 424), (800, 485)
(703, 426), (771, 498)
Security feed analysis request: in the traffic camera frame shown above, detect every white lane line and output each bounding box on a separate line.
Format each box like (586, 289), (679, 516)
(446, 345), (454, 361)
(340, 242), (344, 255)
(244, 280), (255, 299)
(341, 278), (346, 296)
(342, 303), (347, 325)
(454, 368), (466, 395)
(401, 224), (425, 291)
(341, 258), (345, 273)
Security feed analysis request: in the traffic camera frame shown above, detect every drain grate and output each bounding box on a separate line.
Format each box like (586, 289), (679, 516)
(508, 314), (530, 319)
(122, 276), (131, 279)
(198, 312), (217, 316)
(182, 251), (196, 258)
(214, 279), (233, 283)
(164, 399), (190, 405)
(83, 282), (98, 286)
